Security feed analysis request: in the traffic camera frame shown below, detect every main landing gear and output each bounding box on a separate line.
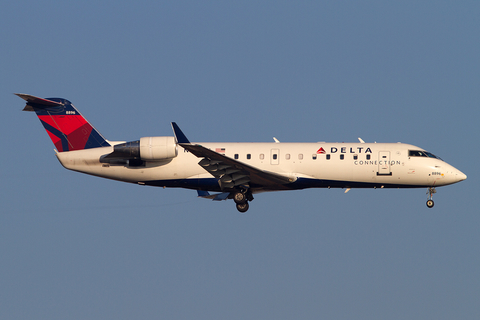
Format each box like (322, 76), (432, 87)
(233, 189), (254, 213)
(426, 187), (436, 208)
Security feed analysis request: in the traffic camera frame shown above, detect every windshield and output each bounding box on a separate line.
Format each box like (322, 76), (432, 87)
(424, 152), (442, 160)
(409, 150), (442, 160)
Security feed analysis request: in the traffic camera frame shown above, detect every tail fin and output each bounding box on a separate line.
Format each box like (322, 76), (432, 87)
(17, 93), (110, 152)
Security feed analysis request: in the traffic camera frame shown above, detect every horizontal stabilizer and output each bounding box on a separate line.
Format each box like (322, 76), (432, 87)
(16, 93), (63, 111)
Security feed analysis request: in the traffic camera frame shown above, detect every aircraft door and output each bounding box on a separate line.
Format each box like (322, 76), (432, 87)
(271, 149), (279, 165)
(377, 151), (392, 175)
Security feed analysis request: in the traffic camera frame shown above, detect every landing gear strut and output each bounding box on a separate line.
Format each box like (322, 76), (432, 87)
(426, 187), (436, 208)
(233, 189), (253, 213)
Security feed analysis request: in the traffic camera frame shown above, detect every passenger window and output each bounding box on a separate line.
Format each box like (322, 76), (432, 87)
(285, 154), (290, 160)
(234, 154), (239, 159)
(354, 155), (358, 160)
(247, 154), (251, 160)
(312, 154), (317, 160)
(298, 154), (303, 160)
(366, 154), (371, 160)
(340, 154), (344, 160)
(326, 154), (331, 160)
(259, 154), (264, 160)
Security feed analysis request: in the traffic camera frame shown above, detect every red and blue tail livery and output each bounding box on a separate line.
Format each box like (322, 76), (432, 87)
(16, 93), (110, 152)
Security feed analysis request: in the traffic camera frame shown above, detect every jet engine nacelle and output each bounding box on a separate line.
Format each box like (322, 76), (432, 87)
(102, 136), (177, 162)
(139, 136), (177, 160)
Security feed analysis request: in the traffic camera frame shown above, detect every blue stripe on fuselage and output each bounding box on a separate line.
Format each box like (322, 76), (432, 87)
(141, 177), (424, 192)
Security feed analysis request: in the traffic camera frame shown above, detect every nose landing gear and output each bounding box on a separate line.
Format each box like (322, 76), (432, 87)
(426, 187), (436, 208)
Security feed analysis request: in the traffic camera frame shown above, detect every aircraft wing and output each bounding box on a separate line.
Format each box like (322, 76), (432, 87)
(180, 143), (296, 189)
(172, 122), (296, 190)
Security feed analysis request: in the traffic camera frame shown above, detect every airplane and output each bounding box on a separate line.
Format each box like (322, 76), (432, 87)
(17, 93), (467, 212)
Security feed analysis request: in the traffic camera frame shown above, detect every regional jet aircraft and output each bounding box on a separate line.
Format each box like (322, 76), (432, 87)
(17, 94), (467, 212)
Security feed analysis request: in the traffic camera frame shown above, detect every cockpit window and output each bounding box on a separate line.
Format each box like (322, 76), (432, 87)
(409, 150), (442, 160)
(409, 150), (427, 157)
(424, 152), (442, 160)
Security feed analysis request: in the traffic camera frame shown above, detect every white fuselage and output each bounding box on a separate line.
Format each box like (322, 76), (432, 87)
(55, 141), (466, 192)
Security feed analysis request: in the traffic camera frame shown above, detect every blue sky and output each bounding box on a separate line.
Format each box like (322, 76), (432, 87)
(1, 1), (478, 319)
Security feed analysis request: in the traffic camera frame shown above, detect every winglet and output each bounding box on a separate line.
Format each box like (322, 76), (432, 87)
(197, 190), (230, 201)
(171, 122), (190, 144)
(197, 190), (210, 197)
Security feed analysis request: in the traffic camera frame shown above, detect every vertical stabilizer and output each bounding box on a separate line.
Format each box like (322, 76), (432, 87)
(17, 93), (110, 152)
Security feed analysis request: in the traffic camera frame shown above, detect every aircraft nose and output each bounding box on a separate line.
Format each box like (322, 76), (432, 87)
(456, 171), (467, 182)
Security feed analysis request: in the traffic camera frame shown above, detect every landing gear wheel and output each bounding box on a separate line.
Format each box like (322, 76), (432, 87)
(233, 191), (247, 204)
(426, 199), (434, 208)
(236, 202), (249, 213)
